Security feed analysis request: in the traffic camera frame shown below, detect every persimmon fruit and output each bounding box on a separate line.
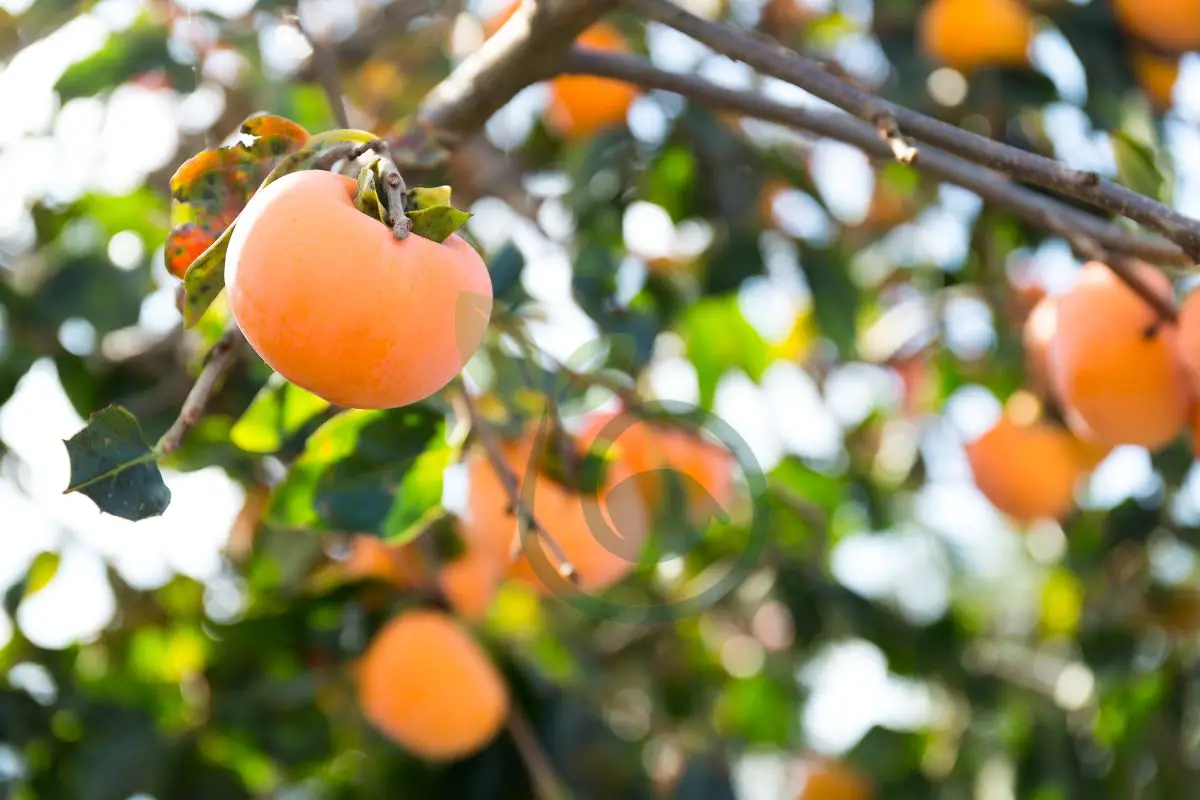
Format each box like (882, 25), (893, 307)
(465, 429), (651, 595)
(356, 608), (509, 760)
(1113, 0), (1200, 54)
(225, 170), (493, 410)
(794, 757), (872, 800)
(1048, 261), (1189, 450)
(437, 547), (504, 623)
(1022, 292), (1057, 398)
(338, 530), (501, 623)
(1131, 49), (1180, 111)
(1175, 287), (1200, 394)
(340, 533), (426, 587)
(579, 409), (736, 518)
(965, 392), (1088, 523)
(485, 2), (638, 141)
(917, 0), (1034, 73)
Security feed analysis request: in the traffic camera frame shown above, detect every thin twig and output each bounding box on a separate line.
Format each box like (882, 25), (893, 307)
(506, 706), (575, 800)
(558, 49), (1191, 267)
(621, 0), (1200, 261)
(156, 323), (245, 456)
(311, 138), (386, 172)
(298, 0), (447, 78)
(295, 15), (350, 128)
(456, 387), (577, 582)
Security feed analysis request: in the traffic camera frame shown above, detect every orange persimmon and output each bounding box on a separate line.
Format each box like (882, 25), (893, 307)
(1113, 0), (1200, 54)
(225, 170), (493, 410)
(1048, 260), (1189, 450)
(485, 2), (638, 141)
(965, 395), (1089, 522)
(917, 0), (1034, 73)
(464, 429), (651, 595)
(356, 608), (509, 760)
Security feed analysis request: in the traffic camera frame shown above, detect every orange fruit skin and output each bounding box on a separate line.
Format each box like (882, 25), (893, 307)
(465, 431), (651, 595)
(794, 758), (872, 800)
(579, 410), (735, 515)
(965, 415), (1086, 522)
(339, 533), (501, 623)
(341, 534), (426, 587)
(1113, 0), (1200, 53)
(438, 547), (503, 623)
(1022, 292), (1057, 398)
(225, 170), (493, 410)
(1176, 288), (1200, 394)
(356, 609), (509, 760)
(547, 24), (640, 141)
(485, 3), (638, 141)
(1048, 261), (1189, 450)
(1132, 49), (1180, 111)
(917, 0), (1034, 73)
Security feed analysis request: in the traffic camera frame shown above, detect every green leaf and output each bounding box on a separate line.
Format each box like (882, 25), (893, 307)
(799, 244), (860, 356)
(488, 242), (527, 305)
(381, 441), (454, 543)
(1112, 130), (1166, 203)
(406, 185), (453, 211)
(265, 407), (442, 533)
(181, 228), (234, 327)
(229, 376), (331, 454)
(23, 551), (61, 599)
(54, 21), (193, 101)
(405, 205), (472, 244)
(678, 296), (770, 408)
(353, 160), (388, 224)
(165, 114), (311, 280)
(313, 412), (443, 532)
(63, 406), (171, 521)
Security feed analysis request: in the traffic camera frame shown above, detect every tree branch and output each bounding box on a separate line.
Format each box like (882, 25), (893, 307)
(416, 0), (618, 139)
(506, 705), (575, 800)
(296, 17), (350, 128)
(297, 0), (448, 80)
(455, 386), (578, 583)
(560, 48), (1189, 312)
(156, 322), (245, 456)
(621, 0), (1200, 262)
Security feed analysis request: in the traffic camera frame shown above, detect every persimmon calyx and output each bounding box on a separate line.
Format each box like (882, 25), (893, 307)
(352, 160), (471, 244)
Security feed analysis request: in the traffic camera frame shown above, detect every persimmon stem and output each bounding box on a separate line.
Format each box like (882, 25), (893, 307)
(454, 385), (578, 584)
(156, 322), (245, 457)
(377, 155), (413, 240)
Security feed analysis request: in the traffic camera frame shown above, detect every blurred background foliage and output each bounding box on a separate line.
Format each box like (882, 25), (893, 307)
(3, 0), (1200, 798)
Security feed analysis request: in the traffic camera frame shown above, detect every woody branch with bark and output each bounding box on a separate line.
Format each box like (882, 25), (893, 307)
(168, 0), (1192, 477)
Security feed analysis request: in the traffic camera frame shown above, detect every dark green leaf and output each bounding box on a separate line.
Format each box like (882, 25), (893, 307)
(63, 406), (170, 521)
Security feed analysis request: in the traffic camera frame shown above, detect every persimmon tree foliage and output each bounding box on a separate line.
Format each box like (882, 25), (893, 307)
(7, 0), (1200, 798)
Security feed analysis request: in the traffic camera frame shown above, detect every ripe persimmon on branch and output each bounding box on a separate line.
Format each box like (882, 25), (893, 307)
(147, 0), (1199, 481)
